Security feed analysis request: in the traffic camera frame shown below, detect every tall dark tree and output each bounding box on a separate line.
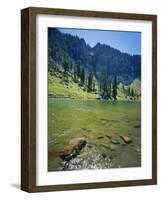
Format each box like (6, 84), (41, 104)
(80, 68), (85, 85)
(131, 88), (134, 97)
(126, 86), (131, 96)
(120, 83), (125, 94)
(100, 65), (108, 99)
(92, 79), (96, 93)
(112, 75), (117, 100)
(87, 73), (93, 92)
(73, 66), (77, 82)
(107, 80), (112, 99)
(76, 61), (81, 79)
(63, 60), (69, 73)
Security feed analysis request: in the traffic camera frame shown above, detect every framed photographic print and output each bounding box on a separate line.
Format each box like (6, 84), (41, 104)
(21, 7), (157, 192)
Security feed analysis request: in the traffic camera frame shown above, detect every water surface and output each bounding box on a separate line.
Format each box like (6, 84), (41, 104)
(48, 99), (141, 171)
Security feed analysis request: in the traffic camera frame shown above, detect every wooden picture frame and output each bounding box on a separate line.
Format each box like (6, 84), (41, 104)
(21, 7), (157, 192)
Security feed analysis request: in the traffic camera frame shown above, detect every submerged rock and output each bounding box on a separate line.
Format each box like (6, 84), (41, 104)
(100, 144), (110, 149)
(81, 128), (87, 131)
(100, 143), (116, 151)
(111, 140), (121, 145)
(109, 155), (115, 160)
(120, 135), (132, 144)
(100, 118), (118, 123)
(48, 149), (59, 159)
(81, 128), (92, 132)
(102, 153), (107, 159)
(86, 143), (93, 148)
(136, 148), (140, 152)
(100, 118), (109, 121)
(109, 144), (116, 151)
(134, 125), (141, 128)
(136, 148), (141, 154)
(59, 138), (87, 161)
(97, 136), (104, 139)
(106, 135), (112, 139)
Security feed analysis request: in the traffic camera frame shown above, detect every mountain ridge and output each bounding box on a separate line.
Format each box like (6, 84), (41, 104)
(48, 28), (141, 85)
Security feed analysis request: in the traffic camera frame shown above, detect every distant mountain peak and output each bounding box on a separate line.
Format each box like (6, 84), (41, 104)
(48, 28), (141, 84)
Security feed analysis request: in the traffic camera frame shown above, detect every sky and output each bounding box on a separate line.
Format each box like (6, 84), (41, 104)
(59, 28), (141, 55)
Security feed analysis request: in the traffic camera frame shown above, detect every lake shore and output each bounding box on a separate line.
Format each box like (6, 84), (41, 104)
(48, 96), (141, 101)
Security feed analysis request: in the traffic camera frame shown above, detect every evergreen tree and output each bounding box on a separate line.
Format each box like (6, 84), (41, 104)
(63, 59), (69, 73)
(131, 88), (134, 97)
(87, 73), (93, 92)
(80, 68), (85, 85)
(120, 83), (125, 94)
(73, 66), (77, 82)
(92, 79), (96, 92)
(107, 80), (112, 99)
(112, 75), (117, 100)
(100, 66), (108, 99)
(76, 61), (81, 80)
(126, 86), (131, 96)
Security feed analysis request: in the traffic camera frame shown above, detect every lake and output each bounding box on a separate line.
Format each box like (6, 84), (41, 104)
(48, 99), (141, 171)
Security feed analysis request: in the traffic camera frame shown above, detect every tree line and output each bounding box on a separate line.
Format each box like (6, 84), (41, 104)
(62, 59), (118, 100)
(49, 57), (140, 100)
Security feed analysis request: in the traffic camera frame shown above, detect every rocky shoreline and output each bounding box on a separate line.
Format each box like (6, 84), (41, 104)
(49, 132), (141, 171)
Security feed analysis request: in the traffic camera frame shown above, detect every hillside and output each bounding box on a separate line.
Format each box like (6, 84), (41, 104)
(48, 28), (141, 84)
(48, 28), (141, 100)
(48, 70), (98, 99)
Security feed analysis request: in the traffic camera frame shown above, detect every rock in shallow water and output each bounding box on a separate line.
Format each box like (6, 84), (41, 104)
(62, 147), (114, 170)
(119, 135), (132, 144)
(134, 125), (141, 128)
(111, 140), (121, 145)
(59, 138), (87, 161)
(106, 135), (112, 139)
(97, 136), (104, 139)
(100, 144), (110, 149)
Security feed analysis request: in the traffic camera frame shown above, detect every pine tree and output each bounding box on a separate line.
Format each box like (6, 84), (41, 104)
(73, 66), (77, 82)
(80, 68), (85, 85)
(120, 83), (125, 94)
(107, 80), (112, 99)
(76, 61), (81, 80)
(126, 86), (131, 96)
(87, 73), (93, 92)
(131, 88), (134, 97)
(63, 60), (69, 73)
(112, 75), (117, 100)
(92, 79), (96, 92)
(100, 65), (108, 99)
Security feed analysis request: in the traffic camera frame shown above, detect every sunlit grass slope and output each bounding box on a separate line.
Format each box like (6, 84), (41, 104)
(48, 73), (98, 99)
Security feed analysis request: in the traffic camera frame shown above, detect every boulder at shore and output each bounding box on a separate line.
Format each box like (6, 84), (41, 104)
(59, 138), (87, 161)
(120, 135), (132, 144)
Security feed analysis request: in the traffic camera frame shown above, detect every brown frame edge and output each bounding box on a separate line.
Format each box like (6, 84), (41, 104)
(21, 7), (157, 193)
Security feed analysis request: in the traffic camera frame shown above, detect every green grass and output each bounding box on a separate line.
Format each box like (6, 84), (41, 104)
(48, 73), (99, 99)
(48, 69), (141, 100)
(117, 79), (141, 100)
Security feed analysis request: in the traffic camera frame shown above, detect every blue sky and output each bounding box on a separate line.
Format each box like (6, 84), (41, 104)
(59, 28), (141, 55)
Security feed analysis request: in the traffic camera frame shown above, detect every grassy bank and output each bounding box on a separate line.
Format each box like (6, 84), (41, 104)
(48, 73), (99, 99)
(48, 69), (141, 100)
